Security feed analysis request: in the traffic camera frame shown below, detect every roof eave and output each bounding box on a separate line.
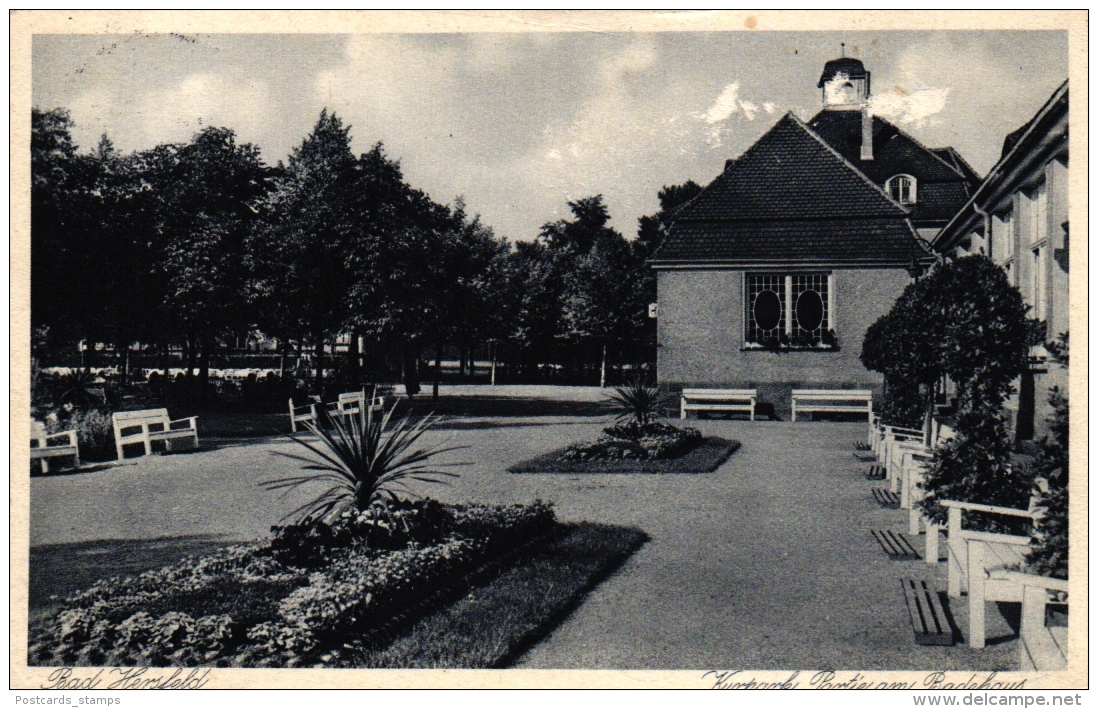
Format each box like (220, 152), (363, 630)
(933, 80), (1068, 252)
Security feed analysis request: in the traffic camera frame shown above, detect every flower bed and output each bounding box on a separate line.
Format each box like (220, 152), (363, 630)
(29, 500), (556, 668)
(560, 421), (703, 462)
(510, 438), (740, 474)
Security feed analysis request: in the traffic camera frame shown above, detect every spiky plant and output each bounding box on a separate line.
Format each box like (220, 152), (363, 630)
(262, 401), (464, 524)
(58, 369), (101, 410)
(607, 374), (662, 427)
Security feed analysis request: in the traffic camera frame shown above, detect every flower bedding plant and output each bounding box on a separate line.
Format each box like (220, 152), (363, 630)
(561, 421), (702, 461)
(29, 500), (557, 668)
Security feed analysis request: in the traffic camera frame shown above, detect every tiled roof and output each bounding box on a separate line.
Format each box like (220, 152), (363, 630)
(807, 111), (970, 184)
(675, 113), (908, 222)
(915, 181), (974, 223)
(932, 147), (982, 183)
(653, 219), (928, 266)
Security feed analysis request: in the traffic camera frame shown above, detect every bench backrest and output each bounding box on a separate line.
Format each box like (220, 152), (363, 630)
(682, 388), (757, 398)
(31, 419), (50, 446)
(338, 391), (365, 405)
(792, 389), (873, 399)
(113, 409), (171, 436)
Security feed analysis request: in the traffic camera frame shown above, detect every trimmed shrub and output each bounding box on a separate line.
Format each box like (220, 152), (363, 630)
(1027, 335), (1069, 579)
(917, 409), (1035, 533)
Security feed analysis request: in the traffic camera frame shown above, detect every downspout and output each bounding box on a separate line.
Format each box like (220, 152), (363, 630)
(973, 203), (991, 258)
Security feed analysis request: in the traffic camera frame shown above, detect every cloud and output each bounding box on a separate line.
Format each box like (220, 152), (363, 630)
(700, 82), (741, 123)
(67, 72), (272, 153)
(699, 81), (775, 124)
(868, 85), (950, 127)
(821, 70), (948, 127)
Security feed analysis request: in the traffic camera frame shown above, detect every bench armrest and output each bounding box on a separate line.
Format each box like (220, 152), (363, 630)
(44, 430), (78, 446)
(989, 570), (1069, 593)
(958, 529), (1032, 547)
(941, 499), (1037, 519)
(168, 417), (198, 430)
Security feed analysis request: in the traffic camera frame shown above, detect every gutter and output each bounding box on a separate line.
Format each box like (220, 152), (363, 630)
(933, 81), (1068, 252)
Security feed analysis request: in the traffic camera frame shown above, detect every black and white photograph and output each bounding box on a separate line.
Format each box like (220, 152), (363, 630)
(11, 10), (1086, 691)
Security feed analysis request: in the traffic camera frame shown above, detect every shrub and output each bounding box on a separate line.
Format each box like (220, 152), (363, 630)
(262, 400), (462, 523)
(1027, 334), (1068, 579)
(47, 407), (115, 462)
(917, 408), (1035, 533)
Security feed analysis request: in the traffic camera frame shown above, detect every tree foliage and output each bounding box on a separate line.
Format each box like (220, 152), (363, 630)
(862, 256), (1039, 527)
(30, 107), (659, 398)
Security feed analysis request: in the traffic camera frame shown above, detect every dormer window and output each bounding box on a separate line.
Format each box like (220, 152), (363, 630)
(887, 174), (917, 205)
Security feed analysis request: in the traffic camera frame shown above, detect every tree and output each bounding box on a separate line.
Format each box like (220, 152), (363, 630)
(635, 180), (703, 259)
(247, 110), (361, 392)
(31, 110), (168, 370)
(562, 229), (648, 386)
(539, 195), (616, 256)
(151, 127), (270, 395)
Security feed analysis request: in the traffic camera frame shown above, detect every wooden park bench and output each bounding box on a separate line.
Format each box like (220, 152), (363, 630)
(112, 409), (199, 460)
(941, 499), (1039, 649)
(791, 389), (872, 422)
(288, 396), (321, 433)
(290, 391), (386, 432)
(31, 419), (80, 473)
(325, 390), (385, 422)
(680, 388), (757, 421)
(989, 570), (1069, 670)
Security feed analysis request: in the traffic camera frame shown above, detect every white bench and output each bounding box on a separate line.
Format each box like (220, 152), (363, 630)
(31, 420), (80, 473)
(989, 570), (1068, 670)
(940, 499), (1039, 649)
(288, 396), (321, 433)
(112, 409), (199, 460)
(325, 390), (385, 422)
(680, 388), (757, 420)
(791, 389), (873, 422)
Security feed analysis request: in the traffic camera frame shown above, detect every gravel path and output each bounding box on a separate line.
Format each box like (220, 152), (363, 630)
(28, 413), (1018, 670)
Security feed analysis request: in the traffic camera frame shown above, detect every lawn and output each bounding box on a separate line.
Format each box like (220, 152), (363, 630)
(509, 438), (740, 474)
(331, 523), (648, 668)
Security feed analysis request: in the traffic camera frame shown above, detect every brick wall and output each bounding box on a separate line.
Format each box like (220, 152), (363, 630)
(656, 266), (910, 418)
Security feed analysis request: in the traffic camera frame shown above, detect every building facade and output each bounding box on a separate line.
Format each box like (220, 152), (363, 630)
(932, 81), (1069, 441)
(651, 58), (980, 416)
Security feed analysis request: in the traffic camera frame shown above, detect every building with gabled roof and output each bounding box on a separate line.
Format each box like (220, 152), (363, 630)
(651, 57), (980, 416)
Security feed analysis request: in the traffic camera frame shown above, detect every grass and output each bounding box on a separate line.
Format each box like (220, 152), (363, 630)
(334, 522), (648, 668)
(28, 534), (236, 621)
(509, 437), (741, 474)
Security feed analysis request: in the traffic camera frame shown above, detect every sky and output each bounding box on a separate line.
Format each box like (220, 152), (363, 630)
(33, 31), (1067, 243)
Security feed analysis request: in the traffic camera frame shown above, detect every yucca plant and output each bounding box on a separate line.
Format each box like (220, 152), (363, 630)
(262, 400), (464, 525)
(607, 374), (662, 427)
(58, 369), (101, 410)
